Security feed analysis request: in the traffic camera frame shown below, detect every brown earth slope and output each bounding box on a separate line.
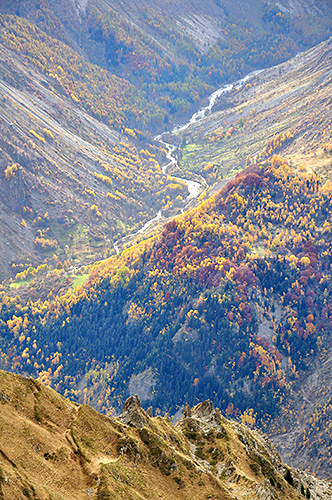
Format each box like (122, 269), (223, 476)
(0, 369), (331, 500)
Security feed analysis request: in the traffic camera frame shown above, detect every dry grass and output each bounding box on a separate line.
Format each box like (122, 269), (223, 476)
(0, 369), (327, 499)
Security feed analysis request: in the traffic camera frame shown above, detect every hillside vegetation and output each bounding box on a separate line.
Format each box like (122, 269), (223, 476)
(3, 0), (332, 119)
(1, 0), (332, 483)
(0, 369), (330, 500)
(0, 16), (189, 279)
(171, 37), (332, 195)
(0, 0), (331, 277)
(2, 157), (332, 476)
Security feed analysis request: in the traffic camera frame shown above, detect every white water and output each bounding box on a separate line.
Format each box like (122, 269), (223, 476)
(172, 69), (263, 134)
(156, 138), (201, 202)
(113, 210), (162, 254)
(113, 69), (263, 254)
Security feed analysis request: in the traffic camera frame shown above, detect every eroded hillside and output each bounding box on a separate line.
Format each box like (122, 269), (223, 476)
(171, 37), (332, 196)
(0, 16), (190, 279)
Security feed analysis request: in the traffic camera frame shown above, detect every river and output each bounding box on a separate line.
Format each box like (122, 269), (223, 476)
(113, 69), (263, 254)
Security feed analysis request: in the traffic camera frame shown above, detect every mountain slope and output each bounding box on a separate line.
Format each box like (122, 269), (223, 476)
(0, 15), (187, 279)
(0, 369), (330, 500)
(0, 2), (331, 279)
(2, 156), (332, 476)
(1, 0), (332, 483)
(2, 0), (332, 127)
(171, 37), (332, 195)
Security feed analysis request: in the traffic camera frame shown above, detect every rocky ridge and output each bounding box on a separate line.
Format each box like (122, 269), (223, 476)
(1, 368), (331, 499)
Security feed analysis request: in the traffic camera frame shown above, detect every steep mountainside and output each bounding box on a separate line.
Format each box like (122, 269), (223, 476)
(0, 369), (330, 500)
(1, 0), (332, 130)
(0, 1), (331, 278)
(2, 157), (332, 476)
(170, 37), (332, 196)
(3, 0), (332, 67)
(0, 15), (186, 280)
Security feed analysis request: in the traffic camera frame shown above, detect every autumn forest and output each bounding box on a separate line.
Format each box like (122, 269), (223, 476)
(0, 0), (332, 484)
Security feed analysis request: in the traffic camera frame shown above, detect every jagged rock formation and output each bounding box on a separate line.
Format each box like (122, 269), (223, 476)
(183, 402), (192, 418)
(191, 399), (225, 427)
(176, 399), (332, 500)
(1, 369), (331, 499)
(118, 394), (148, 428)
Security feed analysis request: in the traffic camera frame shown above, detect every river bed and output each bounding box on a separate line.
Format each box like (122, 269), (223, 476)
(113, 69), (263, 254)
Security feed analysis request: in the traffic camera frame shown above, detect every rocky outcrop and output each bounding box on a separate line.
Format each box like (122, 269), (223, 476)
(176, 400), (332, 500)
(118, 395), (148, 428)
(0, 164), (29, 212)
(191, 399), (226, 429)
(183, 403), (191, 418)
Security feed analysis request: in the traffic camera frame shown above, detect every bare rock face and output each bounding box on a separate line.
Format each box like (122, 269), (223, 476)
(192, 399), (214, 419)
(0, 165), (29, 212)
(118, 395), (148, 428)
(191, 399), (224, 428)
(183, 403), (191, 418)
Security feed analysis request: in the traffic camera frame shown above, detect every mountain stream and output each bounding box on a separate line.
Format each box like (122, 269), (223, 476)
(113, 70), (263, 254)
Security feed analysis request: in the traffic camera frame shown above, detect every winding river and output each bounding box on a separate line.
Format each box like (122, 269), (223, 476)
(113, 69), (263, 254)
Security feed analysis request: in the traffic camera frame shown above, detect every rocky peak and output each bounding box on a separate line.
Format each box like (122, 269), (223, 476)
(183, 402), (192, 418)
(191, 399), (225, 428)
(117, 395), (148, 428)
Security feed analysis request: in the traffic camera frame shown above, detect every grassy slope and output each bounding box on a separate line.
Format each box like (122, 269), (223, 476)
(0, 368), (329, 500)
